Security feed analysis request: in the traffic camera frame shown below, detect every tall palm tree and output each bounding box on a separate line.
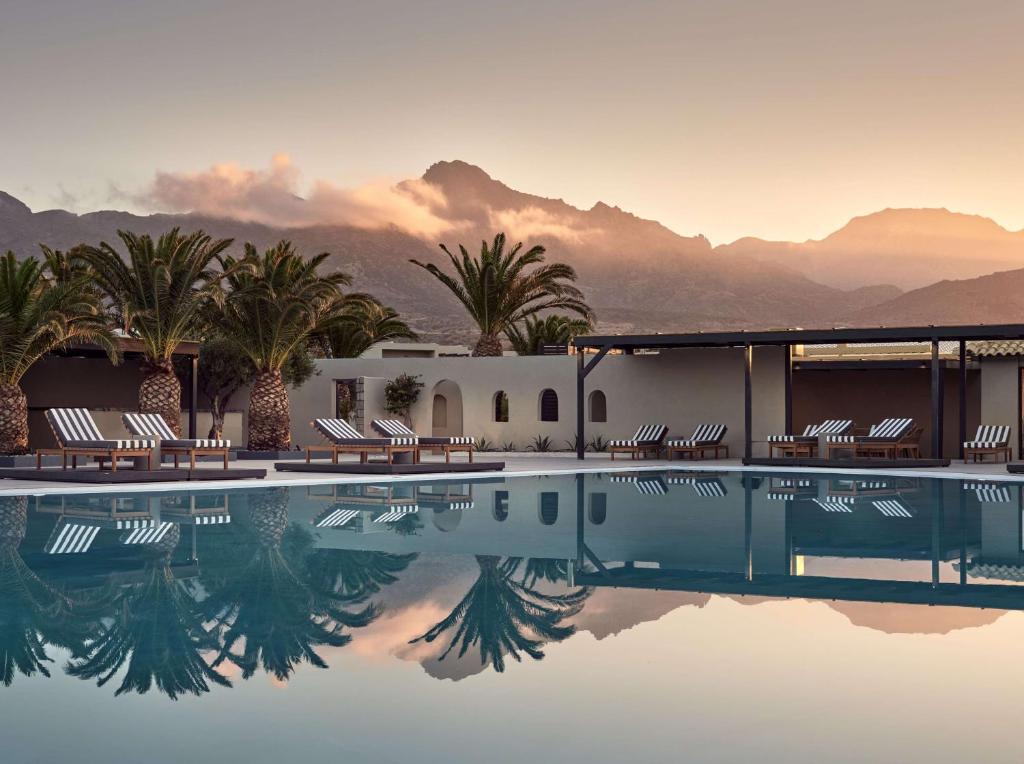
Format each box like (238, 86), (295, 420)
(203, 488), (379, 681)
(0, 496), (94, 685)
(409, 555), (590, 672)
(506, 313), (594, 356)
(0, 251), (116, 454)
(218, 242), (350, 451)
(77, 229), (232, 435)
(66, 523), (232, 699)
(410, 233), (593, 356)
(324, 296), (418, 358)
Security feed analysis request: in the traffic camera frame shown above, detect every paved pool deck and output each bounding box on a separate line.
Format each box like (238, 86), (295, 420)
(0, 452), (1021, 496)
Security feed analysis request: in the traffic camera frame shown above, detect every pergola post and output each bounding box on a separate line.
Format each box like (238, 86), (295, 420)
(958, 340), (967, 460)
(743, 475), (753, 582)
(784, 344), (793, 435)
(576, 350), (585, 460)
(189, 355), (199, 439)
(930, 340), (941, 458)
(744, 344), (753, 460)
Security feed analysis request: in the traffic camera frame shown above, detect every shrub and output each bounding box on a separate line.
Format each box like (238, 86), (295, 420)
(528, 435), (553, 452)
(384, 373), (423, 424)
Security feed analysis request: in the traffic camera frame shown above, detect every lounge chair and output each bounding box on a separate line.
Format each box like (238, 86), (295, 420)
(608, 424), (669, 460)
(39, 408), (154, 471)
(963, 425), (1012, 463)
(767, 419), (854, 457)
(122, 412), (231, 468)
(371, 418), (476, 463)
(666, 424), (728, 460)
(307, 418), (419, 464)
(825, 417), (914, 459)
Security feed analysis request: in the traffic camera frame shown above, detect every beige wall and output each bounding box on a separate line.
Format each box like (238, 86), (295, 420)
(979, 357), (1022, 460)
(289, 347), (787, 453)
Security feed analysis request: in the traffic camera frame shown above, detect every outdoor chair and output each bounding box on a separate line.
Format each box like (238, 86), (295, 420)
(608, 424), (669, 460)
(767, 419), (854, 457)
(825, 417), (914, 459)
(122, 412), (231, 468)
(308, 418), (419, 464)
(963, 425), (1012, 463)
(371, 418), (476, 463)
(666, 424), (728, 460)
(39, 408), (154, 471)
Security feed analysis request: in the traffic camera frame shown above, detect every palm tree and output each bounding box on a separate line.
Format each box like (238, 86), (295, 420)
(66, 523), (232, 699)
(324, 297), (417, 358)
(203, 488), (379, 681)
(0, 251), (116, 454)
(0, 496), (94, 685)
(77, 229), (232, 435)
(410, 233), (593, 356)
(306, 549), (418, 598)
(217, 242), (350, 451)
(409, 555), (590, 672)
(506, 314), (594, 355)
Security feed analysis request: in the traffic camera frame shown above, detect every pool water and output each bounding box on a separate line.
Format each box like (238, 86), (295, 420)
(3, 470), (1024, 763)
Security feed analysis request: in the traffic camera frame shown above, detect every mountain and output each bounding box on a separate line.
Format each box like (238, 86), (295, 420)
(716, 208), (1024, 291)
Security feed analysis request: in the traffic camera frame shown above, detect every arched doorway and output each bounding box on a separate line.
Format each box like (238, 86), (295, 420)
(430, 379), (464, 439)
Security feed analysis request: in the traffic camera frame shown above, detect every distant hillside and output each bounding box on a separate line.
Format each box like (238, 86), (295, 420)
(716, 208), (1024, 290)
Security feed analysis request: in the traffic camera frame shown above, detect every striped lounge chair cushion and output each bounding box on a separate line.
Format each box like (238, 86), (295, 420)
(666, 476), (727, 497)
(667, 423), (726, 448)
(813, 498), (854, 513)
(768, 419), (853, 442)
(964, 425), (1011, 449)
(873, 499), (913, 518)
(44, 521), (101, 554)
(124, 412), (231, 448)
(63, 438), (156, 449)
(46, 408), (105, 445)
(314, 418), (417, 446)
(373, 420), (474, 446)
(609, 424), (668, 448)
(827, 418), (912, 443)
(964, 482), (1013, 503)
(372, 419), (417, 437)
(609, 475), (668, 495)
(419, 435), (476, 445)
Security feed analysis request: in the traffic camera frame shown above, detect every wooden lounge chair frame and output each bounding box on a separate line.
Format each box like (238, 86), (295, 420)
(371, 419), (476, 463)
(608, 425), (669, 460)
(307, 419), (419, 464)
(666, 424), (729, 461)
(964, 425), (1013, 463)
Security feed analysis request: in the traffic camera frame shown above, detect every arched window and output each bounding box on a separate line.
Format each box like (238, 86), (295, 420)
(588, 390), (607, 423)
(588, 493), (607, 525)
(539, 389), (559, 422)
(539, 492), (559, 525)
(432, 394), (448, 428)
(493, 490), (509, 521)
(493, 391), (509, 422)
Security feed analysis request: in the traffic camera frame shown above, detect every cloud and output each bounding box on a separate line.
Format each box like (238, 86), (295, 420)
(487, 205), (599, 245)
(137, 154), (461, 239)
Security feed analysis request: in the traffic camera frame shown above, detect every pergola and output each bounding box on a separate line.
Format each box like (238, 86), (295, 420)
(572, 323), (1024, 461)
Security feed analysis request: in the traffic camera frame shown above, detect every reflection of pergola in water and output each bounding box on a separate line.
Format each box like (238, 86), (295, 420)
(572, 474), (1024, 611)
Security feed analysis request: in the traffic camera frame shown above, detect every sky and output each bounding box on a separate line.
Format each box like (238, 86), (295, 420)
(3, 0), (1024, 245)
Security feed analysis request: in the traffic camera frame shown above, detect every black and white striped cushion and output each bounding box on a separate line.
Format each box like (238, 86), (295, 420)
(162, 439), (231, 448)
(44, 521), (101, 554)
(419, 435), (476, 446)
(866, 418), (913, 440)
(666, 476), (727, 497)
(123, 412), (177, 440)
(314, 418), (364, 442)
(47, 408), (105, 444)
(372, 419), (417, 437)
(63, 438), (156, 449)
(767, 424), (817, 443)
(964, 482), (1013, 503)
(873, 499), (913, 518)
(813, 497), (854, 513)
(616, 424), (668, 445)
(609, 475), (668, 495)
(964, 425), (1010, 449)
(120, 522), (175, 545)
(668, 424), (726, 447)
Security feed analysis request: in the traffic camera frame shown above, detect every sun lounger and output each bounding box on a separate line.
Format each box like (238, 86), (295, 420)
(608, 425), (669, 460)
(666, 424), (728, 460)
(123, 412), (231, 468)
(767, 419), (853, 457)
(372, 419), (476, 463)
(963, 425), (1012, 463)
(308, 418), (419, 464)
(825, 417), (914, 459)
(609, 474), (669, 495)
(40, 408), (154, 470)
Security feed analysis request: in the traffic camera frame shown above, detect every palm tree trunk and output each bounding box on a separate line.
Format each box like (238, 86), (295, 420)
(0, 383), (29, 455)
(248, 371), (291, 451)
(139, 362), (181, 436)
(472, 333), (504, 357)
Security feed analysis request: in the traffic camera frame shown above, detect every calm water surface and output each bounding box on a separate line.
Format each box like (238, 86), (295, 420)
(3, 470), (1024, 763)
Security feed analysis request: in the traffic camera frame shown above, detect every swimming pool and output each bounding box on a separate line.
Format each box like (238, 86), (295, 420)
(3, 469), (1024, 763)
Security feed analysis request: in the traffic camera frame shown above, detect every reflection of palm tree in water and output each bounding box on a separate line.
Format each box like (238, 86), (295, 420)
(204, 488), (379, 682)
(306, 549), (418, 598)
(517, 558), (570, 587)
(66, 523), (231, 699)
(0, 497), (91, 686)
(410, 555), (590, 672)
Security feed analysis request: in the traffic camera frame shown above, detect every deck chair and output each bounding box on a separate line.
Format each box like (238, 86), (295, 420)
(963, 425), (1012, 463)
(767, 419), (854, 457)
(307, 418), (418, 464)
(372, 419), (476, 463)
(608, 424), (669, 460)
(123, 412), (231, 468)
(40, 408), (154, 471)
(825, 417), (914, 459)
(666, 424), (728, 460)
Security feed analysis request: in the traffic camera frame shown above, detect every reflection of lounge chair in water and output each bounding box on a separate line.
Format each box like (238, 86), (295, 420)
(158, 494), (231, 525)
(416, 484), (475, 511)
(609, 474), (668, 495)
(963, 481), (1014, 503)
(766, 478), (815, 501)
(311, 483), (419, 533)
(666, 473), (728, 497)
(41, 495), (156, 554)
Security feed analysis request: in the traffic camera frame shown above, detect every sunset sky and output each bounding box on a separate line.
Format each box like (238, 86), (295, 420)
(3, 0), (1024, 244)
